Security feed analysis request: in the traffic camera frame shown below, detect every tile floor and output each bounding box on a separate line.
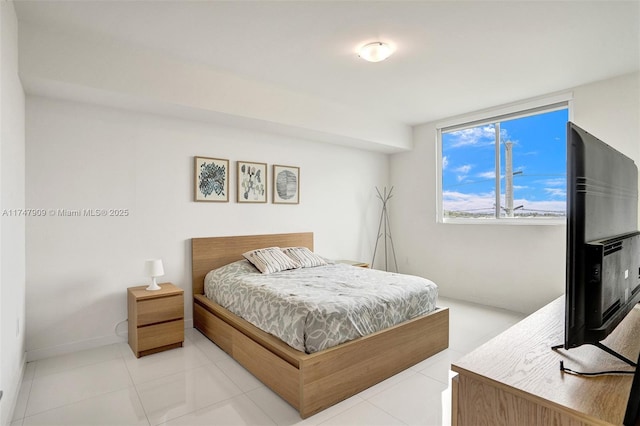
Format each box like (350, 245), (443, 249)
(10, 297), (526, 426)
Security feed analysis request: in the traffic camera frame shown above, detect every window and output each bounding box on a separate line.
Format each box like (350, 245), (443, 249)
(439, 101), (570, 222)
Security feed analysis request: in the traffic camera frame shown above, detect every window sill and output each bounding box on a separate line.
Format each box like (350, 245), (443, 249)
(441, 217), (566, 226)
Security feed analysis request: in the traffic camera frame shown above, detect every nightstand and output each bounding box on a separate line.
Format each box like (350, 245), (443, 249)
(337, 260), (370, 268)
(127, 282), (184, 358)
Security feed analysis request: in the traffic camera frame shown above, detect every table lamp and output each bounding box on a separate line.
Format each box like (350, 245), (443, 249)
(144, 259), (164, 291)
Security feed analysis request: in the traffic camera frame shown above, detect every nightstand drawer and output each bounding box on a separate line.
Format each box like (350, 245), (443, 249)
(137, 294), (183, 326)
(137, 319), (184, 352)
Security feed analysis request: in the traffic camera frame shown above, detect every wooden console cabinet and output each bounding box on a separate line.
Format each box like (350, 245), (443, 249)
(451, 297), (640, 426)
(128, 282), (184, 358)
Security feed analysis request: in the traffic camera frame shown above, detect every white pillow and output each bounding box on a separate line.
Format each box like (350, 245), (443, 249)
(243, 247), (300, 274)
(282, 246), (327, 268)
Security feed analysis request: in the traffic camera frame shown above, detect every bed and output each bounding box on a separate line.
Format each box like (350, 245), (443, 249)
(192, 232), (449, 418)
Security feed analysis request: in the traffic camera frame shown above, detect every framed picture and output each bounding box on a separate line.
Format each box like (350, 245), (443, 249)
(194, 156), (229, 202)
(273, 165), (300, 204)
(237, 161), (267, 203)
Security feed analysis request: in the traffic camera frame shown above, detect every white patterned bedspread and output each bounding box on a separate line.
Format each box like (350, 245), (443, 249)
(204, 260), (438, 353)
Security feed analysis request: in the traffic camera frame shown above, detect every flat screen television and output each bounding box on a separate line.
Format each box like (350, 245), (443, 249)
(564, 122), (640, 354)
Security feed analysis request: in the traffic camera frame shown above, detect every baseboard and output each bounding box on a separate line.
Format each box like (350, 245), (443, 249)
(26, 334), (127, 362)
(26, 318), (195, 362)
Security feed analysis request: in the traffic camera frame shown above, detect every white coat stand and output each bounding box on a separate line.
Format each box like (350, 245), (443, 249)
(371, 186), (398, 272)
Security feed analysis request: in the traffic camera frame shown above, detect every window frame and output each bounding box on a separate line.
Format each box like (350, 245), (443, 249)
(436, 93), (574, 225)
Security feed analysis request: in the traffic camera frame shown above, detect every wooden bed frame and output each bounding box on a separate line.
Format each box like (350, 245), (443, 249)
(191, 232), (449, 418)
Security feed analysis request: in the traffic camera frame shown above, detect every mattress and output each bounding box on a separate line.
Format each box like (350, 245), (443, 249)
(204, 260), (438, 353)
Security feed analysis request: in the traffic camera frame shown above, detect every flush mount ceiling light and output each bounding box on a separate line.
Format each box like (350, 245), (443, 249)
(358, 42), (393, 62)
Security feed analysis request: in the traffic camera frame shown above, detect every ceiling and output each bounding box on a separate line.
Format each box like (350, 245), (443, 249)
(13, 0), (640, 145)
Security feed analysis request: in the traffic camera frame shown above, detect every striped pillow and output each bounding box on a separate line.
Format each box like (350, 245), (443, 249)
(282, 247), (327, 268)
(243, 247), (301, 274)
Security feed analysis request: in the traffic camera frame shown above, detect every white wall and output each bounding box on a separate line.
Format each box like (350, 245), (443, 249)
(572, 72), (640, 167)
(390, 72), (640, 315)
(25, 96), (389, 360)
(572, 72), (640, 230)
(0, 2), (27, 425)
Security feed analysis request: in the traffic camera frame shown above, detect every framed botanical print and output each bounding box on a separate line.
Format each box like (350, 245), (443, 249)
(273, 165), (300, 204)
(237, 161), (267, 203)
(194, 156), (229, 202)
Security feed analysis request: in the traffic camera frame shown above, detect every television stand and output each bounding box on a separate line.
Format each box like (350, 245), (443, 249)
(451, 296), (640, 425)
(551, 341), (638, 367)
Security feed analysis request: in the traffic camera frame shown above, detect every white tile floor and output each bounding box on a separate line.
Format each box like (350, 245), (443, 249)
(11, 297), (525, 426)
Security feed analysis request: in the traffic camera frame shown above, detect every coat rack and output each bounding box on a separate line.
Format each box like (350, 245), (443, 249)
(371, 186), (398, 272)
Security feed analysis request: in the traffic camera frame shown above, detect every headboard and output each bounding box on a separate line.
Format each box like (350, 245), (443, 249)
(191, 232), (314, 295)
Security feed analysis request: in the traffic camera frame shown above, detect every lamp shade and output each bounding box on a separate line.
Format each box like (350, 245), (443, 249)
(144, 259), (164, 277)
(358, 42), (393, 62)
(144, 259), (164, 291)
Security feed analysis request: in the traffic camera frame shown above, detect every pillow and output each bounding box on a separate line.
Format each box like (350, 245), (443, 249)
(243, 247), (300, 274)
(282, 246), (328, 268)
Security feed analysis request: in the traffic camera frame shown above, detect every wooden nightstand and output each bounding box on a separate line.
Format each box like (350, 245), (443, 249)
(127, 282), (184, 358)
(337, 260), (370, 268)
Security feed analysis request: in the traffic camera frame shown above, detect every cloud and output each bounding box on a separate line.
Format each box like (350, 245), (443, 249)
(443, 190), (566, 215)
(444, 126), (512, 149)
(442, 156), (449, 170)
(442, 190), (496, 213)
(514, 198), (566, 213)
(476, 171), (495, 179)
(444, 125), (496, 148)
(443, 191), (495, 201)
(541, 178), (565, 187)
(544, 188), (566, 198)
(454, 164), (472, 174)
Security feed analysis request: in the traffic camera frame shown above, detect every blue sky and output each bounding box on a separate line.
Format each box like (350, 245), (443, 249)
(442, 109), (568, 215)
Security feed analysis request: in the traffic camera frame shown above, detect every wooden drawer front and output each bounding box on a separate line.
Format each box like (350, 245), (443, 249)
(138, 319), (184, 352)
(137, 294), (183, 326)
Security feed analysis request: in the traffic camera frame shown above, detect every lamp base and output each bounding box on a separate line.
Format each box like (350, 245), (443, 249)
(146, 278), (161, 291)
